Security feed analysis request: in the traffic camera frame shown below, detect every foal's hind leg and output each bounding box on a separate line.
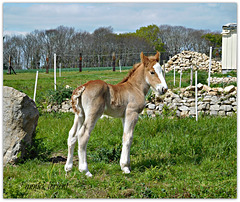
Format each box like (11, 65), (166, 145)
(65, 114), (84, 173)
(77, 105), (104, 177)
(77, 115), (101, 177)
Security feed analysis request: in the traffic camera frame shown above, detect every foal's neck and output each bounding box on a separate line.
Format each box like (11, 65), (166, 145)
(127, 64), (150, 96)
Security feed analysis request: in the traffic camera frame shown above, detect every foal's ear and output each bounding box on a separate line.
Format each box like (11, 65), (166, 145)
(140, 52), (149, 65)
(155, 51), (160, 62)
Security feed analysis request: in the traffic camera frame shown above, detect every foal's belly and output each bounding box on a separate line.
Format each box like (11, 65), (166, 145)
(103, 105), (126, 118)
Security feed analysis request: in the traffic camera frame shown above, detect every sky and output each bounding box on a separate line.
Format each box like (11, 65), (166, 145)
(2, 1), (238, 36)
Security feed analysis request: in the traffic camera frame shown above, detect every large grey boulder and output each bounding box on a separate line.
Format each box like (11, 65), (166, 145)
(3, 86), (39, 166)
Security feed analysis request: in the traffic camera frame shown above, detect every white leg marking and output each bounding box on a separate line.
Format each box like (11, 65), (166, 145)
(78, 113), (101, 177)
(65, 114), (82, 173)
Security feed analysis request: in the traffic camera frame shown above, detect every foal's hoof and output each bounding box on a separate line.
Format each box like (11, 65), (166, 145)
(79, 169), (93, 177)
(85, 171), (93, 177)
(64, 164), (72, 173)
(122, 167), (131, 174)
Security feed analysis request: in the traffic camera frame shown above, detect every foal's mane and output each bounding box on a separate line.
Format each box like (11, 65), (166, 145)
(118, 62), (142, 84)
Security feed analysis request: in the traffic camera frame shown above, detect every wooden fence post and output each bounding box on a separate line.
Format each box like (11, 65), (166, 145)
(112, 52), (116, 71)
(98, 55), (100, 67)
(119, 59), (122, 72)
(190, 65), (193, 86)
(7, 55), (11, 74)
(59, 63), (61, 77)
(7, 55), (16, 75)
(46, 54), (49, 74)
(79, 53), (82, 72)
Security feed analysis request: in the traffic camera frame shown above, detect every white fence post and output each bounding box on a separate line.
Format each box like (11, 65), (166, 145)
(163, 60), (166, 79)
(33, 71), (38, 102)
(208, 47), (212, 87)
(54, 53), (57, 90)
(195, 71), (198, 121)
(174, 65), (176, 86)
(190, 65), (193, 86)
(179, 69), (182, 88)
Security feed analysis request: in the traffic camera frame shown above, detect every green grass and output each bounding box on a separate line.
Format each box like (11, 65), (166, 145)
(3, 113), (237, 198)
(3, 68), (131, 103)
(3, 68), (237, 198)
(3, 68), (237, 104)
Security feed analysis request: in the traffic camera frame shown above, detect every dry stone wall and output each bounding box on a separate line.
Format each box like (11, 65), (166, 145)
(45, 84), (237, 119)
(210, 77), (237, 85)
(145, 84), (237, 118)
(164, 51), (222, 73)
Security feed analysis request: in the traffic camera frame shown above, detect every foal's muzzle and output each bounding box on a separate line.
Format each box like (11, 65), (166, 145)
(162, 86), (168, 94)
(156, 85), (168, 95)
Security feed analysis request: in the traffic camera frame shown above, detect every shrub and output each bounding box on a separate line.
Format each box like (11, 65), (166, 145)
(46, 85), (73, 105)
(193, 71), (208, 85)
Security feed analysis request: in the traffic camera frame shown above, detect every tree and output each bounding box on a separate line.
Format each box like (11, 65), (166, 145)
(3, 24), (219, 70)
(159, 24), (210, 56)
(202, 33), (222, 57)
(135, 25), (164, 52)
(202, 33), (222, 48)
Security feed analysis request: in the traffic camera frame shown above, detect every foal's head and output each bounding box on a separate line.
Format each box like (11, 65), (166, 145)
(141, 52), (168, 95)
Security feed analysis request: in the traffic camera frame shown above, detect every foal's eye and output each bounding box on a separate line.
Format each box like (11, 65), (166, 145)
(150, 71), (155, 75)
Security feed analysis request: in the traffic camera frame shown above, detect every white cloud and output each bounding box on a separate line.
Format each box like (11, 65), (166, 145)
(3, 2), (237, 34)
(3, 30), (28, 36)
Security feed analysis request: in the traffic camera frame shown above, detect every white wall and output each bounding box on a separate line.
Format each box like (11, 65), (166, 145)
(221, 24), (237, 72)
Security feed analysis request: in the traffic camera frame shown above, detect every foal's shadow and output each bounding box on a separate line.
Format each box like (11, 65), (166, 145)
(49, 156), (67, 163)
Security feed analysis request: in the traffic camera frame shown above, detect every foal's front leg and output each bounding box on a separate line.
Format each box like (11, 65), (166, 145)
(120, 111), (139, 174)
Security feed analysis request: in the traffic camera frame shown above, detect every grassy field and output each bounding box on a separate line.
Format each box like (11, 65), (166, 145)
(3, 67), (237, 104)
(3, 67), (237, 198)
(3, 113), (237, 198)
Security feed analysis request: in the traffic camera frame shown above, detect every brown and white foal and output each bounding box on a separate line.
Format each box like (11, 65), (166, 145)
(65, 52), (168, 177)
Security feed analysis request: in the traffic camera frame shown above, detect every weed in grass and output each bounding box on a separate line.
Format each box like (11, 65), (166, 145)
(90, 143), (122, 163)
(46, 84), (73, 105)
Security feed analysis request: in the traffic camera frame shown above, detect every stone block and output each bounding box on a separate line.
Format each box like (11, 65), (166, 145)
(203, 96), (212, 102)
(223, 100), (232, 105)
(220, 105), (232, 112)
(148, 103), (156, 110)
(218, 111), (225, 116)
(178, 106), (189, 111)
(210, 110), (218, 116)
(210, 105), (220, 111)
(226, 112), (234, 116)
(224, 85), (235, 93)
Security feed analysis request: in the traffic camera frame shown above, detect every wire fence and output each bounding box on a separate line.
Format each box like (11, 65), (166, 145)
(3, 66), (133, 74)
(4, 51), (159, 71)
(4, 50), (237, 90)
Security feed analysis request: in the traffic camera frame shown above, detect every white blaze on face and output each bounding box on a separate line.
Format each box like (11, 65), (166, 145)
(153, 62), (168, 92)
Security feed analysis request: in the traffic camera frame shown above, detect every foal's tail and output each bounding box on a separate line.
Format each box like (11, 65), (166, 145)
(71, 85), (85, 116)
